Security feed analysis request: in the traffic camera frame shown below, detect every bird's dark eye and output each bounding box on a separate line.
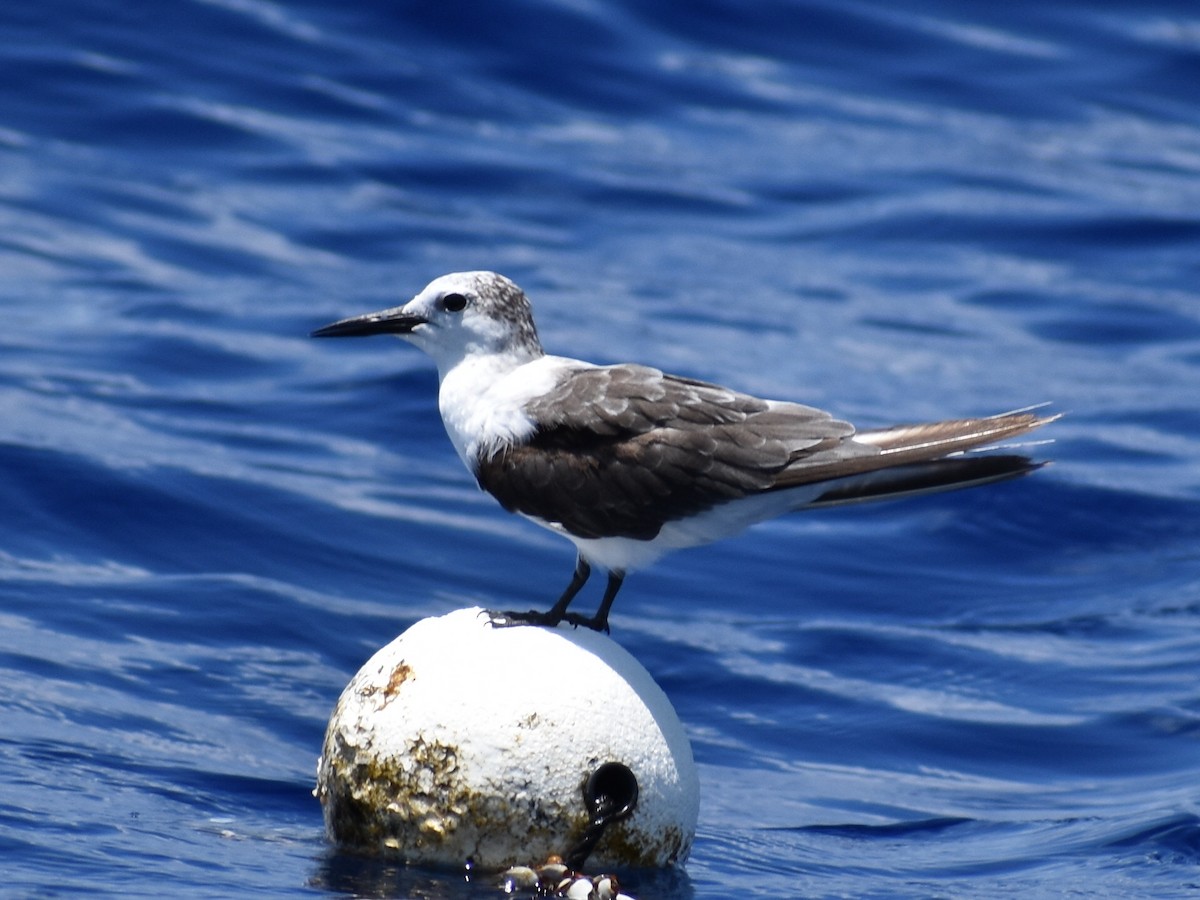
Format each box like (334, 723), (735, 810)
(442, 292), (468, 312)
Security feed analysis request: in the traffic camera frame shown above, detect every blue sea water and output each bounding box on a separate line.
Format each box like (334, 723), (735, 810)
(2, 0), (1199, 896)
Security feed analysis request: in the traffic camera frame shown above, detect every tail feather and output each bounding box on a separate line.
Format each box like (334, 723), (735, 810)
(855, 408), (1059, 456)
(775, 408), (1059, 499)
(808, 454), (1047, 508)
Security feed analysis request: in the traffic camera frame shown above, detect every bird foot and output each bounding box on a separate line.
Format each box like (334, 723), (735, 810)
(484, 608), (565, 629)
(562, 612), (610, 634)
(483, 608), (609, 633)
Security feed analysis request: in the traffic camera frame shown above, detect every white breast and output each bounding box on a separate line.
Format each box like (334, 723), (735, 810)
(437, 354), (585, 470)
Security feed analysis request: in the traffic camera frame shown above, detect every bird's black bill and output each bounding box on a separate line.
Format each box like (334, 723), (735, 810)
(310, 311), (426, 338)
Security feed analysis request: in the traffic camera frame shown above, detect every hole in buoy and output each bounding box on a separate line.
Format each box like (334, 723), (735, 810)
(585, 761), (639, 824)
(563, 762), (639, 871)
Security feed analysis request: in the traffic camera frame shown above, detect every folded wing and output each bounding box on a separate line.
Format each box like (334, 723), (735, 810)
(474, 364), (1056, 540)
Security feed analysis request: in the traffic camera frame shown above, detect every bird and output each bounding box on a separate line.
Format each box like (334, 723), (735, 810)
(312, 271), (1056, 633)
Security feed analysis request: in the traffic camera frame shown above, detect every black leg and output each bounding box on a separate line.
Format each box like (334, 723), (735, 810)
(492, 556), (591, 627)
(542, 556), (592, 622)
(564, 570), (624, 634)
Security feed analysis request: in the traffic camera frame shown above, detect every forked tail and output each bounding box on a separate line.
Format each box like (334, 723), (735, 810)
(800, 407), (1060, 507)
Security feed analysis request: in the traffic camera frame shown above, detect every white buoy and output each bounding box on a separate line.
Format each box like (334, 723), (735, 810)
(315, 607), (699, 871)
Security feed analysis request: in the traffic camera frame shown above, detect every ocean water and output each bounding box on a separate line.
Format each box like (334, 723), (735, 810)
(2, 0), (1199, 897)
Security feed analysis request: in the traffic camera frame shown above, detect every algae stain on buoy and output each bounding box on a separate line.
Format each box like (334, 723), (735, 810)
(315, 607), (698, 870)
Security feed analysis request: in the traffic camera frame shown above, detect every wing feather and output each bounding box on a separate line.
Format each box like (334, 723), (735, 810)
(476, 364), (853, 539)
(474, 363), (1056, 541)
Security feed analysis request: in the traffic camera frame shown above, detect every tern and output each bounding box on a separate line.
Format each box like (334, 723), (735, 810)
(313, 271), (1055, 632)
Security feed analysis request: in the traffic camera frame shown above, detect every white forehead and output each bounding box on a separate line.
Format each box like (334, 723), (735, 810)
(418, 271), (512, 301)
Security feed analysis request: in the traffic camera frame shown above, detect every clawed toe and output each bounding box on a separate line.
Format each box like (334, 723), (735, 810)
(485, 608), (562, 628)
(482, 607), (609, 633)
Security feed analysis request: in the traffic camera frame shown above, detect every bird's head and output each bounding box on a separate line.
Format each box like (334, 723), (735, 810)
(312, 271), (544, 373)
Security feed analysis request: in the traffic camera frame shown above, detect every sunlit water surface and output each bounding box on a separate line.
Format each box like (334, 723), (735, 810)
(2, 1), (1199, 897)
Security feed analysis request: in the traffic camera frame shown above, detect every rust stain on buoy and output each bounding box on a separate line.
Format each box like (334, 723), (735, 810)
(382, 661), (413, 706)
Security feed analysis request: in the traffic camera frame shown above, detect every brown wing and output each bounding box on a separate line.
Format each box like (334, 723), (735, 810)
(474, 364), (855, 540)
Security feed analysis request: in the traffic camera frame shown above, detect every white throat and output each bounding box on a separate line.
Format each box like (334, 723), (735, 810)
(435, 351), (570, 471)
